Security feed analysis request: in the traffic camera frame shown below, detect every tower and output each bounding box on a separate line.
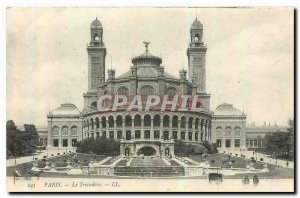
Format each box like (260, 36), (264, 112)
(87, 18), (107, 91)
(187, 18), (207, 93)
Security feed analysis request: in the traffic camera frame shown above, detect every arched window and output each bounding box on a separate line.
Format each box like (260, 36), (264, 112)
(108, 116), (114, 128)
(117, 86), (129, 96)
(71, 126), (77, 136)
(250, 139), (253, 148)
(116, 115), (123, 127)
(234, 126), (241, 136)
(257, 136), (262, 147)
(188, 117), (193, 129)
(90, 118), (94, 130)
(95, 117), (100, 129)
(165, 87), (178, 97)
(172, 115), (178, 128)
(163, 115), (170, 127)
(195, 33), (200, 42)
(134, 114), (141, 126)
(144, 115), (151, 127)
(153, 115), (160, 127)
(52, 126), (59, 136)
(125, 115), (132, 127)
(200, 119), (204, 130)
(62, 126), (68, 136)
(101, 117), (106, 128)
(195, 118), (199, 130)
(91, 101), (97, 109)
(94, 34), (99, 41)
(140, 85), (155, 96)
(225, 126), (231, 136)
(216, 126), (222, 136)
(181, 116), (186, 129)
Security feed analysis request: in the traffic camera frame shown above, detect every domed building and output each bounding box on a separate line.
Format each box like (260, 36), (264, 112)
(47, 18), (214, 157)
(47, 103), (82, 149)
(211, 103), (247, 150)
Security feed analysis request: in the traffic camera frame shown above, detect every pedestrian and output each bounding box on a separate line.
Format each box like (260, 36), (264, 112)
(243, 175), (250, 184)
(286, 161), (289, 168)
(253, 174), (259, 185)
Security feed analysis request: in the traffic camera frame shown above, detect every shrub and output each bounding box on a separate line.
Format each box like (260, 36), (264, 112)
(76, 137), (120, 156)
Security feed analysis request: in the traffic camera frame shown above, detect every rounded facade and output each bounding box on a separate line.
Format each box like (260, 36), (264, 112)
(82, 41), (212, 157)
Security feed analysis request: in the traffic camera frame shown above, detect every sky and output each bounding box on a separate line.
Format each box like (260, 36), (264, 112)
(6, 7), (294, 127)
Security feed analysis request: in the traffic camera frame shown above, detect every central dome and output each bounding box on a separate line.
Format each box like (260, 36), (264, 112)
(132, 42), (162, 66)
(132, 51), (162, 66)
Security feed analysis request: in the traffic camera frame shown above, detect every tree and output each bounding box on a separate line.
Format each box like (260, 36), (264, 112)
(174, 140), (217, 157)
(6, 120), (18, 158)
(174, 139), (187, 157)
(264, 131), (289, 159)
(21, 124), (39, 154)
(194, 145), (207, 155)
(6, 121), (39, 158)
(287, 118), (294, 160)
(76, 137), (120, 156)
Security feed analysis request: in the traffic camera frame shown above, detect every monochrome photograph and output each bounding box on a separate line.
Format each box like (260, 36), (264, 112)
(6, 7), (294, 192)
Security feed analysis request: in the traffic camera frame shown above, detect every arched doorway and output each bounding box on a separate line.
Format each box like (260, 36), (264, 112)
(137, 146), (157, 156)
(165, 148), (170, 156)
(125, 148), (130, 156)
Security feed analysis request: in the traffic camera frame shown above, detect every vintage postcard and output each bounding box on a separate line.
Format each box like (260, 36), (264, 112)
(6, 7), (294, 192)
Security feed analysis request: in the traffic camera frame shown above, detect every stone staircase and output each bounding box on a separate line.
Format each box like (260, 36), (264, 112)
(114, 166), (185, 177)
(130, 157), (166, 166)
(114, 157), (184, 177)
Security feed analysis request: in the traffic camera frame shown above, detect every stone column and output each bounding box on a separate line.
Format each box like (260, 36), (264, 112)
(185, 119), (188, 141)
(160, 119), (163, 139)
(192, 121), (195, 141)
(150, 118), (154, 140)
(141, 118), (144, 139)
(47, 119), (53, 147)
(169, 118), (172, 140)
(131, 119), (134, 139)
(106, 119), (109, 138)
(120, 140), (125, 156)
(59, 127), (62, 147)
(122, 118), (125, 139)
(178, 119), (181, 140)
(68, 124), (71, 148)
(114, 118), (117, 139)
